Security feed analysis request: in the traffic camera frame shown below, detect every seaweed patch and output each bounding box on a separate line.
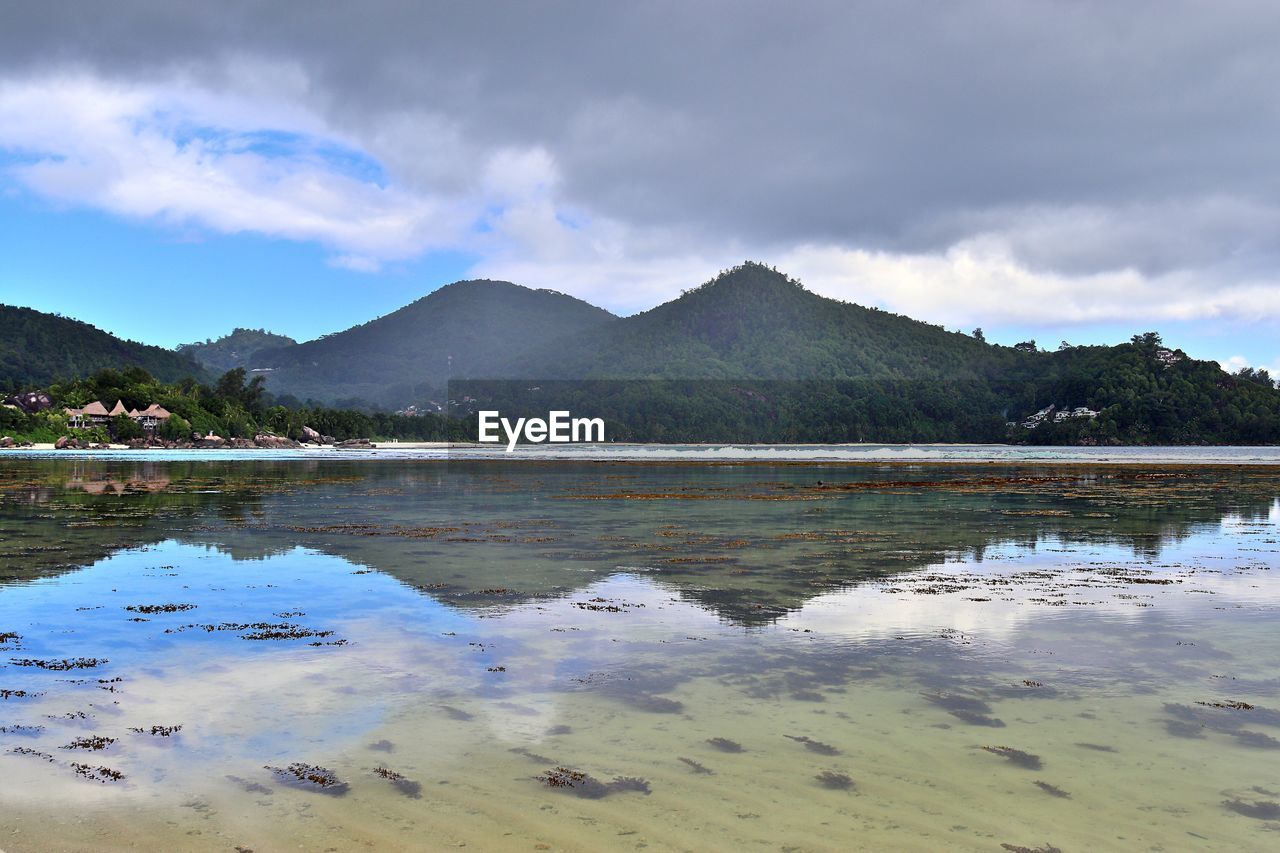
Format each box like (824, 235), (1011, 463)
(706, 737), (744, 753)
(785, 735), (840, 756)
(535, 767), (651, 798)
(10, 657), (106, 670)
(264, 763), (350, 795)
(980, 746), (1042, 770)
(9, 746), (54, 761)
(1033, 780), (1070, 798)
(373, 766), (422, 798)
(815, 770), (855, 790)
(63, 735), (115, 751)
(129, 725), (182, 737)
(71, 763), (125, 783)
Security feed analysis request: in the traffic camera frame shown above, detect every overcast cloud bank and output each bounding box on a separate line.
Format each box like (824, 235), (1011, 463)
(0, 1), (1277, 368)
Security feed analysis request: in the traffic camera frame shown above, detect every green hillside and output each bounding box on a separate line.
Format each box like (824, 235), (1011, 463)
(0, 304), (206, 391)
(4, 264), (1278, 445)
(1007, 335), (1280, 444)
(177, 328), (297, 374)
(250, 280), (616, 406)
(515, 262), (1006, 380)
(458, 263), (1280, 444)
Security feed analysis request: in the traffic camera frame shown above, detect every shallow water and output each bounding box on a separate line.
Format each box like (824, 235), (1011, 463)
(10, 442), (1280, 463)
(1, 458), (1279, 851)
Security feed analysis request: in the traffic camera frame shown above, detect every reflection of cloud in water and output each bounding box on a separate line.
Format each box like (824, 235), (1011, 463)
(3, 506), (1278, 816)
(781, 521), (1280, 644)
(70, 567), (728, 787)
(1220, 497), (1280, 531)
(782, 570), (1036, 642)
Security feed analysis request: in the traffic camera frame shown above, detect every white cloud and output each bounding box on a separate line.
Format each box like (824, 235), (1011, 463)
(1221, 355), (1251, 373)
(1219, 354), (1280, 377)
(0, 74), (492, 268)
(778, 237), (1280, 327)
(467, 198), (744, 314)
(327, 253), (383, 273)
(3, 67), (1280, 347)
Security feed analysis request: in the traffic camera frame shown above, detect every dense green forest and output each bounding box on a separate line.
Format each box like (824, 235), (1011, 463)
(453, 264), (1280, 444)
(5, 263), (1279, 445)
(1006, 334), (1280, 444)
(514, 262), (1004, 381)
(0, 304), (207, 388)
(177, 327), (297, 374)
(0, 367), (465, 444)
(246, 280), (616, 407)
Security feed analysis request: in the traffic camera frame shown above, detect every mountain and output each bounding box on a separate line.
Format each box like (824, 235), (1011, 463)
(514, 262), (1004, 379)
(177, 328), (297, 374)
(0, 304), (206, 391)
(5, 264), (1278, 444)
(194, 263), (1280, 443)
(455, 263), (1280, 444)
(247, 280), (616, 406)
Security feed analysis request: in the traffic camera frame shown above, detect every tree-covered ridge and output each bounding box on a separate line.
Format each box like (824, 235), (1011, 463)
(459, 264), (1280, 444)
(0, 366), (464, 445)
(0, 304), (207, 390)
(1007, 334), (1280, 444)
(5, 263), (1279, 445)
(515, 262), (1009, 380)
(177, 328), (297, 374)
(248, 279), (617, 407)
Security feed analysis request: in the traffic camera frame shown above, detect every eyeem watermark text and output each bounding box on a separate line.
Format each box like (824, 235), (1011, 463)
(478, 411), (605, 452)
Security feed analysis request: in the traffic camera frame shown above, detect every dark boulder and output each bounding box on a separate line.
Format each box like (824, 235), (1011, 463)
(2, 391), (53, 414)
(254, 434), (300, 449)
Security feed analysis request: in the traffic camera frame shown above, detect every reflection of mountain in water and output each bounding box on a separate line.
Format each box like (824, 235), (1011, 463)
(0, 460), (273, 583)
(3, 459), (1278, 624)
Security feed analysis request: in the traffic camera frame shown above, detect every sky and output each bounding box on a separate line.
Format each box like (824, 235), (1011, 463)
(0, 1), (1277, 373)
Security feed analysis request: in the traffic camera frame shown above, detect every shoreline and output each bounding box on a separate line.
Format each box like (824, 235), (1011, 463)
(2, 442), (1279, 466)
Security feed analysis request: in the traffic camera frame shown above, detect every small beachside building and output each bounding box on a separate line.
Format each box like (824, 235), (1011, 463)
(63, 400), (110, 428)
(134, 404), (172, 430)
(64, 400), (173, 431)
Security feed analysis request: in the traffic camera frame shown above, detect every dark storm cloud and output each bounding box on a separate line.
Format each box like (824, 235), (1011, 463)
(3, 0), (1280, 277)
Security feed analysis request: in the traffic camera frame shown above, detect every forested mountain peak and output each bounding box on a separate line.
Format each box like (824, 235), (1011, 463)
(512, 261), (994, 380)
(177, 328), (298, 374)
(242, 278), (617, 406)
(0, 304), (206, 391)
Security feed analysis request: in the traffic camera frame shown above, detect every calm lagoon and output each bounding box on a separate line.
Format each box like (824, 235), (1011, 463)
(1, 455), (1279, 851)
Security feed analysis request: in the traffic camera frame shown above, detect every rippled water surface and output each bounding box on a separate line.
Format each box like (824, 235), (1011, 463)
(1, 458), (1279, 851)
